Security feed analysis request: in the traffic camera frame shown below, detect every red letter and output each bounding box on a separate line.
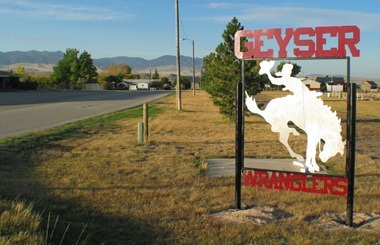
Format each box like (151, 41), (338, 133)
(234, 30), (254, 59)
(253, 29), (274, 58)
(243, 170), (257, 187)
(315, 26), (340, 57)
(294, 27), (315, 57)
(273, 28), (294, 58)
(256, 170), (270, 188)
(338, 26), (360, 57)
(289, 174), (304, 192)
(269, 172), (283, 190)
(329, 177), (348, 196)
(279, 173), (291, 190)
(311, 176), (328, 194)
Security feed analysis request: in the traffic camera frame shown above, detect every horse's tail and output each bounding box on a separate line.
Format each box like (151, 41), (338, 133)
(245, 91), (262, 115)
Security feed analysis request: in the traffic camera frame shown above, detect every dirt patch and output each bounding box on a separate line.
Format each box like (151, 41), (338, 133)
(212, 206), (380, 233)
(211, 205), (292, 225)
(310, 212), (380, 232)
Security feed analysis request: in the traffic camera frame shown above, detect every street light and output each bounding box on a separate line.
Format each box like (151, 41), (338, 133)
(175, 0), (182, 111)
(181, 38), (195, 95)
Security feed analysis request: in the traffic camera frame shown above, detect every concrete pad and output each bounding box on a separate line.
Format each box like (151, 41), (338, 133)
(206, 158), (326, 178)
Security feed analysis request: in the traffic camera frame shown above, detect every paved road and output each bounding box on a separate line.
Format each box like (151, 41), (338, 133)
(0, 90), (172, 138)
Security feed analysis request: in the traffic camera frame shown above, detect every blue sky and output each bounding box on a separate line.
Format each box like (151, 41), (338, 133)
(0, 0), (379, 78)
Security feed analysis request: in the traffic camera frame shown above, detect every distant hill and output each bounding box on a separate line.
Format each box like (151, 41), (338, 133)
(0, 50), (64, 65)
(0, 50), (203, 74)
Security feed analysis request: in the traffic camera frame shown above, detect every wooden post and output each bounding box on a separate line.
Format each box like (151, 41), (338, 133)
(143, 103), (149, 143)
(137, 122), (143, 145)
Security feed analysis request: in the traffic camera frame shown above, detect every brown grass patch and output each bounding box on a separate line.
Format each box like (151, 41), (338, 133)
(0, 90), (379, 243)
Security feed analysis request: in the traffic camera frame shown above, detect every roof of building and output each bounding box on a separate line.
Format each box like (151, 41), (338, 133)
(300, 77), (321, 86)
(316, 76), (345, 83)
(363, 80), (378, 89)
(0, 71), (11, 77)
(123, 79), (159, 84)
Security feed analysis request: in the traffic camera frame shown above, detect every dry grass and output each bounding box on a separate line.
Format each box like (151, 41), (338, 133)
(0, 90), (379, 244)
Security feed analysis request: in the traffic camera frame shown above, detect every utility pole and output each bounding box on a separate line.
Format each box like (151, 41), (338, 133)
(175, 0), (182, 111)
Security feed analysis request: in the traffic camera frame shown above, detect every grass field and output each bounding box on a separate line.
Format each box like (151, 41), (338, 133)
(0, 90), (379, 244)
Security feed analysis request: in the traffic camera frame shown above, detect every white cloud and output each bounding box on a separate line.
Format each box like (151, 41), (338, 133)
(202, 3), (380, 32)
(0, 0), (129, 21)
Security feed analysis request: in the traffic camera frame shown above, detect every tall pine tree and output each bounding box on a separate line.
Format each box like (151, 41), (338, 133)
(202, 17), (266, 119)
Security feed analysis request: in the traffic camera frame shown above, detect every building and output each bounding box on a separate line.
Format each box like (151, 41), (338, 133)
(316, 76), (346, 92)
(360, 81), (378, 92)
(300, 77), (321, 91)
(122, 79), (159, 90)
(0, 71), (10, 90)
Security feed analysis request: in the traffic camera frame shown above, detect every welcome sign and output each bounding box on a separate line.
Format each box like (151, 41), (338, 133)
(233, 25), (359, 226)
(244, 169), (348, 196)
(234, 25), (360, 59)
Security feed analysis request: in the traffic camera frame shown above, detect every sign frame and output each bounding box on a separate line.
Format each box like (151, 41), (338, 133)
(235, 55), (356, 227)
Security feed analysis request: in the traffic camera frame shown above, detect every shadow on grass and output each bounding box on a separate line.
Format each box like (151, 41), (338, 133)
(0, 107), (167, 244)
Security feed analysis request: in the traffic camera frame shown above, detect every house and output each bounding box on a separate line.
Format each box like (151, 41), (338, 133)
(316, 75), (346, 92)
(300, 77), (321, 91)
(360, 81), (378, 92)
(0, 71), (10, 90)
(122, 79), (159, 90)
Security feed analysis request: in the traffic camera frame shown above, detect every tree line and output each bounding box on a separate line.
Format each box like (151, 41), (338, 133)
(9, 49), (192, 91)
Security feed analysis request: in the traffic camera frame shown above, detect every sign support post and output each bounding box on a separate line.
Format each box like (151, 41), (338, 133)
(346, 81), (357, 227)
(235, 60), (245, 209)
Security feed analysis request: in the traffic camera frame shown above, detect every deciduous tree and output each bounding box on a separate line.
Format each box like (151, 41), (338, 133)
(14, 65), (26, 76)
(52, 49), (98, 87)
(78, 51), (98, 83)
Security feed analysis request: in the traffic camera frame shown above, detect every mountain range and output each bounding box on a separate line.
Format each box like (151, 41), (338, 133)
(0, 50), (203, 74)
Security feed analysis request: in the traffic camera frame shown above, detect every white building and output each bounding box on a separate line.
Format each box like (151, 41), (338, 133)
(123, 79), (158, 90)
(300, 77), (321, 91)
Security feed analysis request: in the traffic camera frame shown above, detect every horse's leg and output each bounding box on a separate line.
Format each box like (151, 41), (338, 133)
(278, 129), (304, 161)
(306, 135), (320, 173)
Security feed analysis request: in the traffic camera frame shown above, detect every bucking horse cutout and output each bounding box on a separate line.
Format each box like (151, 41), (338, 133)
(246, 61), (345, 173)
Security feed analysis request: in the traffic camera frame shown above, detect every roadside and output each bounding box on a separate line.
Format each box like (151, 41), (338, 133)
(0, 90), (172, 138)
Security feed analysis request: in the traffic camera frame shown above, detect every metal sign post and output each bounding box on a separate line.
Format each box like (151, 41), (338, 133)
(235, 59), (245, 209)
(346, 81), (357, 227)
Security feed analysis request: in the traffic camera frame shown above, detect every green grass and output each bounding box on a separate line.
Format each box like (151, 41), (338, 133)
(0, 91), (379, 244)
(0, 105), (163, 150)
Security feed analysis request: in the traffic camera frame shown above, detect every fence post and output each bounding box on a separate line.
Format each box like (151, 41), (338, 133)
(137, 122), (143, 145)
(143, 103), (148, 143)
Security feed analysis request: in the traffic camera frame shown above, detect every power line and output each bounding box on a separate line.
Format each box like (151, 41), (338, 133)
(179, 14), (187, 39)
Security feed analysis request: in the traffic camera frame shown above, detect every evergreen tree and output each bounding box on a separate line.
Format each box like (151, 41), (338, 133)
(152, 68), (160, 79)
(202, 17), (266, 119)
(276, 61), (302, 77)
